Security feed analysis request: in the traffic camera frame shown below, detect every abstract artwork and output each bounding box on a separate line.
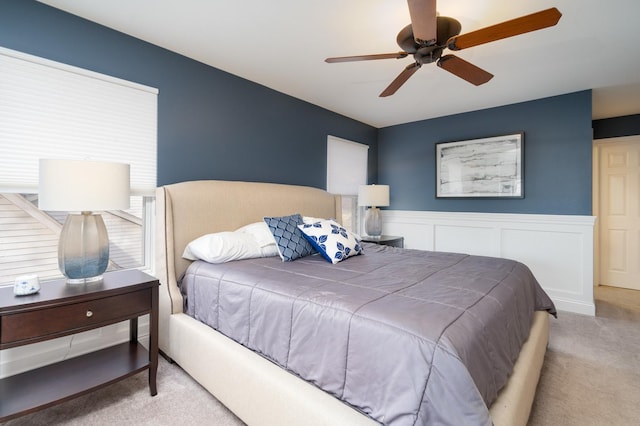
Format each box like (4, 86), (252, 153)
(436, 133), (523, 198)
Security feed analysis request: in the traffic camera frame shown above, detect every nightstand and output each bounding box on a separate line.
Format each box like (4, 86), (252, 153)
(0, 269), (159, 422)
(361, 235), (404, 248)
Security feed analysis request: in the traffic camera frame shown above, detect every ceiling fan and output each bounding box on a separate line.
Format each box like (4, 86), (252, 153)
(325, 1), (562, 97)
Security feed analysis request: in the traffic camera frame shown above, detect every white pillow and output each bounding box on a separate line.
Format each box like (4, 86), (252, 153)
(236, 221), (277, 247)
(183, 231), (278, 263)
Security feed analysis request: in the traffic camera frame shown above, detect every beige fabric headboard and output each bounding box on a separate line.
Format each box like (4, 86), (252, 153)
(155, 180), (342, 316)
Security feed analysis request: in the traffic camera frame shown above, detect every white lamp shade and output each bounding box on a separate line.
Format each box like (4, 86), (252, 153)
(358, 185), (390, 207)
(39, 159), (130, 212)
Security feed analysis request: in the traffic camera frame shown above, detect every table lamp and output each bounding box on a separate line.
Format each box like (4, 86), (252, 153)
(39, 159), (130, 284)
(358, 184), (389, 237)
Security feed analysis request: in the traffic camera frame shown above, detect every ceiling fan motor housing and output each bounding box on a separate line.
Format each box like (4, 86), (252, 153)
(397, 16), (461, 64)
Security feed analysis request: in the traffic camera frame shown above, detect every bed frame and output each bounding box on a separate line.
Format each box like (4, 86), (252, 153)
(155, 180), (549, 426)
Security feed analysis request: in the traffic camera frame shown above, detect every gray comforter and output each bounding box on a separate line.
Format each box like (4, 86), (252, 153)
(180, 243), (556, 425)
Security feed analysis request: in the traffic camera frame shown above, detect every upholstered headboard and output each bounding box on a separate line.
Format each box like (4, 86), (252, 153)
(155, 180), (341, 331)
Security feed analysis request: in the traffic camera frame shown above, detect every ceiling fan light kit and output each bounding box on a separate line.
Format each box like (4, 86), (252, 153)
(326, 1), (562, 97)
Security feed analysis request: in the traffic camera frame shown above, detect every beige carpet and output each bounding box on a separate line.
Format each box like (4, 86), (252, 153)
(528, 285), (640, 425)
(3, 285), (639, 425)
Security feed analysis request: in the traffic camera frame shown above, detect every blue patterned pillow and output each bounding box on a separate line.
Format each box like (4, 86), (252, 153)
(264, 213), (316, 261)
(298, 219), (363, 264)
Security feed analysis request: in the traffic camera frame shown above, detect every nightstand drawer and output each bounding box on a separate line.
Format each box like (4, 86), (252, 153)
(1, 289), (151, 345)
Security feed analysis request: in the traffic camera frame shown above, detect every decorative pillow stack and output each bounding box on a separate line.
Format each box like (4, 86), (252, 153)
(298, 219), (363, 264)
(183, 215), (363, 265)
(264, 213), (316, 261)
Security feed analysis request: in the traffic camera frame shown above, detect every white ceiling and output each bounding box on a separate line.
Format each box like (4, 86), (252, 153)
(38, 0), (640, 128)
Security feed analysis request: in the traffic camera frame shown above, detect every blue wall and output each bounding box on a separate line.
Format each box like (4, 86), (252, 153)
(0, 1), (608, 217)
(0, 0), (378, 189)
(378, 91), (593, 215)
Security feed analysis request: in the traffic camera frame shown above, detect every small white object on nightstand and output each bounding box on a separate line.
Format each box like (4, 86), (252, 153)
(14, 274), (40, 296)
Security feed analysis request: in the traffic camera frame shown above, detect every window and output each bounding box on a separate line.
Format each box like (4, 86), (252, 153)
(0, 193), (153, 284)
(0, 47), (158, 285)
(326, 135), (369, 233)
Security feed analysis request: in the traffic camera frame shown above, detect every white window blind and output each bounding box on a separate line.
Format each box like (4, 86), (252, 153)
(0, 47), (158, 195)
(326, 135), (369, 195)
(326, 135), (369, 233)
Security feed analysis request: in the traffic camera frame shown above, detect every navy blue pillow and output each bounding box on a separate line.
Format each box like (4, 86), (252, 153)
(264, 213), (316, 261)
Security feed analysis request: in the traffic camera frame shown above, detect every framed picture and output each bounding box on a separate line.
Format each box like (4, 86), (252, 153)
(436, 133), (524, 198)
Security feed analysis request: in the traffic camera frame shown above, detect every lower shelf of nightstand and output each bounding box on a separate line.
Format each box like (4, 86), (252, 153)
(0, 341), (150, 422)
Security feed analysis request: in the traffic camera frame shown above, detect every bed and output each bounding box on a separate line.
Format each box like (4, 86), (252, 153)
(155, 179), (554, 426)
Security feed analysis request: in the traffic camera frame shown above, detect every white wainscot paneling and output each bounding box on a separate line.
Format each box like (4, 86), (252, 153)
(382, 211), (596, 316)
(434, 225), (499, 256)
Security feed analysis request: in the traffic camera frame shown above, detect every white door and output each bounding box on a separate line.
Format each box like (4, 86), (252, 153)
(598, 137), (640, 290)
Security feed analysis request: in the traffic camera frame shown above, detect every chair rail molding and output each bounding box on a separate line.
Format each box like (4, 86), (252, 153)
(381, 210), (596, 316)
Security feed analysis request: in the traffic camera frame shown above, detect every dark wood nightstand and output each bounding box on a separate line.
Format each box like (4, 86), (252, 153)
(0, 269), (159, 422)
(361, 235), (404, 248)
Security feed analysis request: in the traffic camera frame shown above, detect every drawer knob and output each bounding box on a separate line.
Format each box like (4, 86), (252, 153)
(86, 310), (93, 318)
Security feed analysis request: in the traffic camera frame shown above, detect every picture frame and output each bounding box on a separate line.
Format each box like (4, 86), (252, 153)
(436, 133), (524, 198)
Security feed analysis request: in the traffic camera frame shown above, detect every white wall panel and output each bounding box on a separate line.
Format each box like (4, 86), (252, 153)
(382, 210), (596, 315)
(434, 225), (498, 256)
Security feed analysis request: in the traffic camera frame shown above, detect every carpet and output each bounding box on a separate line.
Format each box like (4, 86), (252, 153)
(528, 285), (640, 425)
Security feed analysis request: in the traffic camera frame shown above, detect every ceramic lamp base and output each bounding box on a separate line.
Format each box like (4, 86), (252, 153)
(364, 207), (383, 237)
(58, 212), (109, 284)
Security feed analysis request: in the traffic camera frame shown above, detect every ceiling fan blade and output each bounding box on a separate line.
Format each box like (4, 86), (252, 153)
(325, 52), (409, 63)
(437, 55), (493, 86)
(380, 62), (421, 97)
(407, 0), (437, 45)
(447, 7), (562, 50)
